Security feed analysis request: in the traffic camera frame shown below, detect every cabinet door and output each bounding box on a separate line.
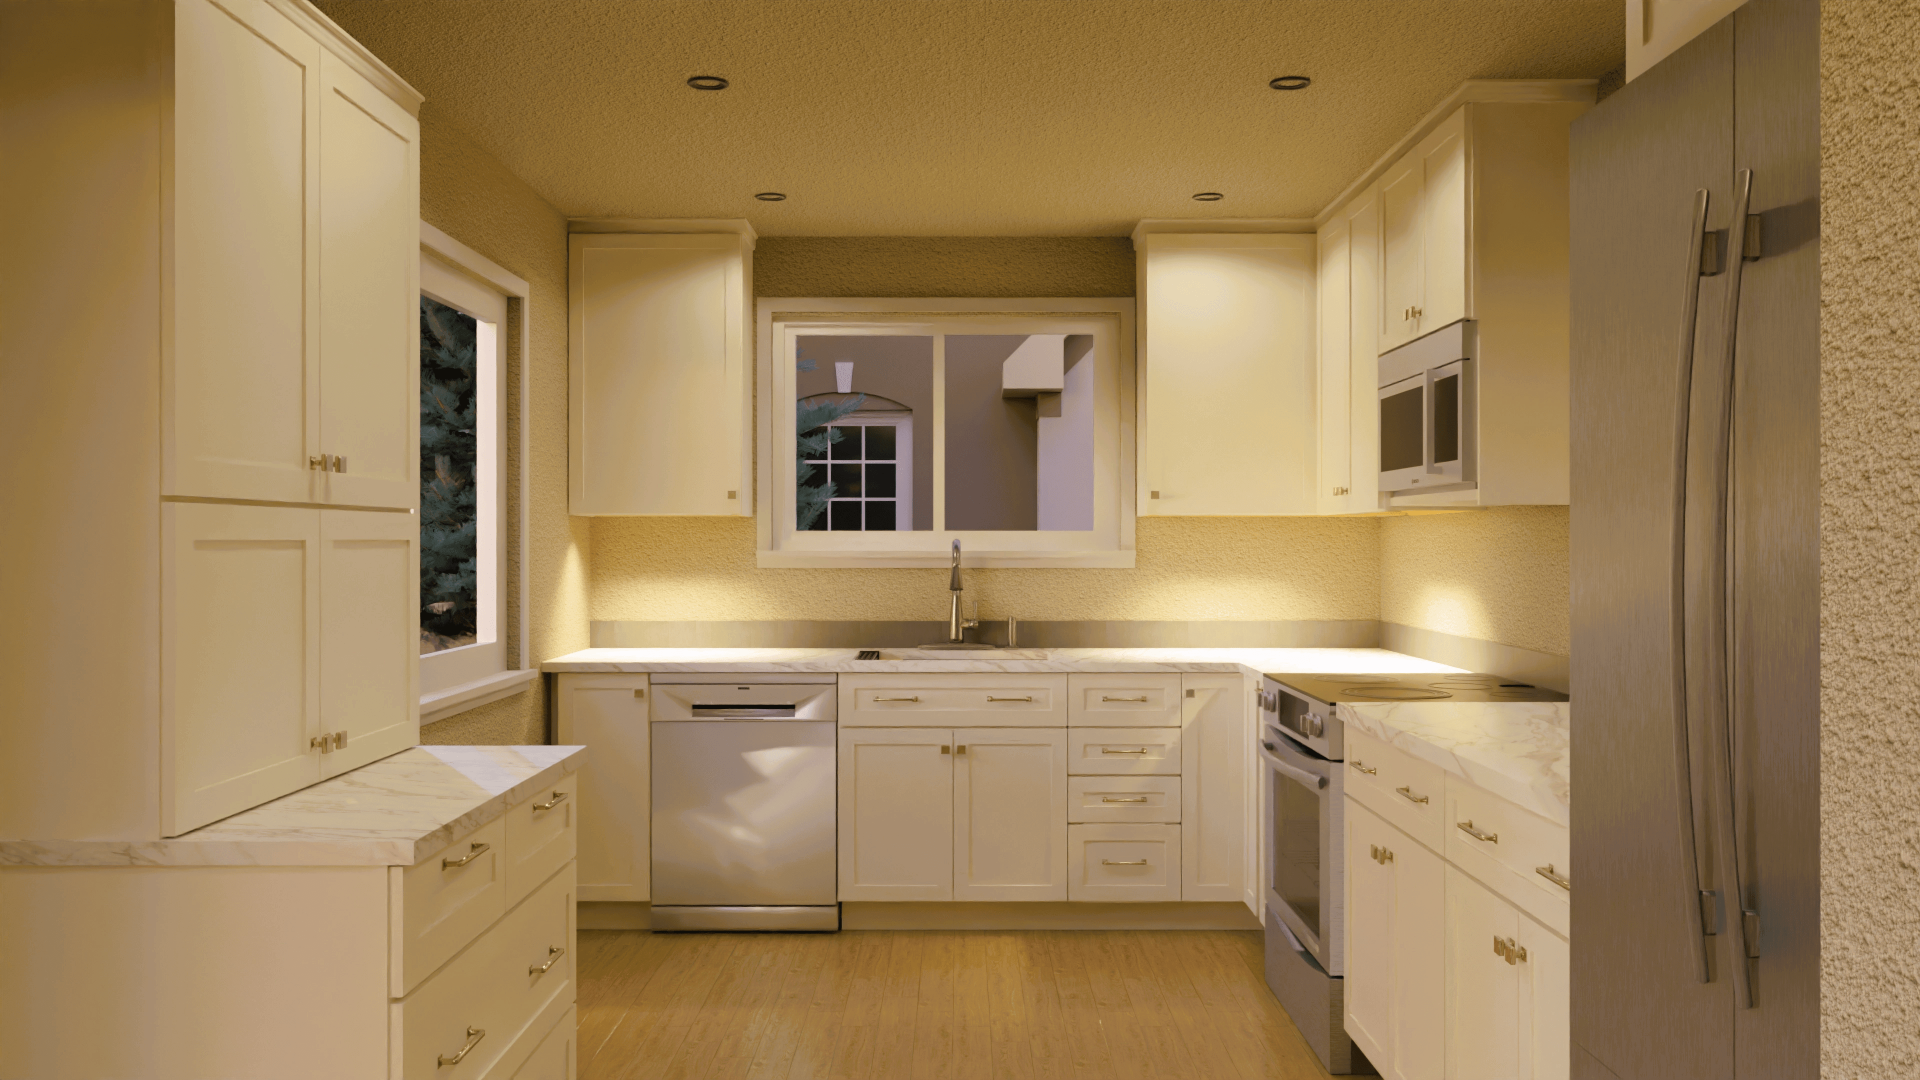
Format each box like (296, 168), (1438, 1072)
(1139, 234), (1317, 515)
(167, 0), (321, 503)
(953, 728), (1067, 900)
(162, 502), (321, 835)
(1345, 799), (1400, 1069)
(570, 233), (749, 515)
(1447, 865), (1569, 1080)
(1316, 214), (1353, 512)
(554, 674), (650, 901)
(1392, 832), (1446, 1080)
(838, 728), (954, 900)
(318, 509), (417, 777)
(1180, 674), (1248, 902)
(316, 50), (419, 509)
(1419, 110), (1470, 335)
(1378, 152), (1425, 353)
(1344, 187), (1383, 509)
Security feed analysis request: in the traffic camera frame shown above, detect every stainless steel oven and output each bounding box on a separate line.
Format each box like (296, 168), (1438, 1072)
(1260, 721), (1342, 974)
(1379, 319), (1476, 495)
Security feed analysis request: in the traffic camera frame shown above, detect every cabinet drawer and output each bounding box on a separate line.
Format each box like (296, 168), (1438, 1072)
(395, 863), (576, 1080)
(1067, 674), (1182, 727)
(1068, 823), (1181, 901)
(396, 814), (509, 995)
(506, 774), (578, 908)
(1067, 776), (1181, 823)
(1341, 724), (1446, 851)
(1445, 778), (1570, 937)
(509, 1004), (576, 1079)
(840, 674), (1067, 728)
(1068, 728), (1181, 775)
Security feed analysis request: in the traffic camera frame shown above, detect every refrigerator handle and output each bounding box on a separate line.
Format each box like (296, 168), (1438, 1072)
(1672, 186), (1714, 986)
(1707, 168), (1759, 1010)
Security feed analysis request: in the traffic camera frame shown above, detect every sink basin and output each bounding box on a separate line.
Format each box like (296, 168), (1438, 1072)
(876, 647), (1050, 660)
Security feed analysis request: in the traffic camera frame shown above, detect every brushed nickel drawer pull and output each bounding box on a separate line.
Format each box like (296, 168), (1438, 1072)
(1102, 796), (1149, 803)
(987, 695), (1034, 702)
(1395, 785), (1430, 805)
(533, 791), (569, 812)
(875, 695), (921, 702)
(1102, 859), (1150, 866)
(1457, 820), (1499, 844)
(442, 841), (490, 870)
(438, 1026), (486, 1066)
(1102, 747), (1150, 755)
(1102, 695), (1149, 703)
(1349, 760), (1378, 775)
(529, 945), (566, 976)
(1535, 864), (1572, 891)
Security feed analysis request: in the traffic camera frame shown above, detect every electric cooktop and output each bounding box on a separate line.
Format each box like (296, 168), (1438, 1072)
(1266, 672), (1569, 704)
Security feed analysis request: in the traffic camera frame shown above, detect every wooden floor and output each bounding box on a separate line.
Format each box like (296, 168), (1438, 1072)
(576, 928), (1335, 1080)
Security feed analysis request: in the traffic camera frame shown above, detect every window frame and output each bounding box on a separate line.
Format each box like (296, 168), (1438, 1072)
(756, 298), (1138, 568)
(417, 222), (536, 722)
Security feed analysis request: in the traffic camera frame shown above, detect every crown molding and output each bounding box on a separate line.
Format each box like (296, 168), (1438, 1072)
(1129, 218), (1315, 245)
(567, 218), (759, 246)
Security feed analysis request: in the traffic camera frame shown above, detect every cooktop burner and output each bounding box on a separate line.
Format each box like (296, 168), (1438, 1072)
(1264, 672), (1568, 704)
(1339, 685), (1454, 701)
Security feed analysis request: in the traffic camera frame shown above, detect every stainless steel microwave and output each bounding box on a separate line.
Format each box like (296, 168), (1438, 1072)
(1378, 320), (1476, 495)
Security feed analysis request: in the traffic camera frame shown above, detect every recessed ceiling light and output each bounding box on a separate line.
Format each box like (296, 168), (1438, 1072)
(687, 75), (729, 90)
(1193, 192), (1224, 202)
(755, 192), (787, 202)
(1270, 75), (1312, 91)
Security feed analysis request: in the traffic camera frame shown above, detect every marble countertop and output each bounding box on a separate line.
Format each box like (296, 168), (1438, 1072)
(541, 646), (1467, 677)
(0, 745), (584, 868)
(1340, 701), (1570, 825)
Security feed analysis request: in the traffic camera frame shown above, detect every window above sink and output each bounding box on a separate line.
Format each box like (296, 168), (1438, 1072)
(755, 298), (1137, 568)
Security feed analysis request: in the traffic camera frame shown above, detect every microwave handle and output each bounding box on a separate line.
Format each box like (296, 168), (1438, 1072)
(1259, 740), (1329, 791)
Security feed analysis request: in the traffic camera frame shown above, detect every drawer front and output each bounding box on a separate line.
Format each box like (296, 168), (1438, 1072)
(1067, 674), (1182, 727)
(506, 773), (579, 908)
(1068, 823), (1181, 901)
(1068, 727), (1181, 775)
(1445, 778), (1570, 936)
(1341, 724), (1446, 851)
(397, 863), (576, 1080)
(509, 1004), (576, 1079)
(1067, 775), (1181, 823)
(398, 814), (509, 995)
(840, 674), (1068, 728)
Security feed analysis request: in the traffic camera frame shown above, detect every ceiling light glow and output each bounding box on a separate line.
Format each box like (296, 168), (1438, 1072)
(687, 75), (729, 90)
(1270, 75), (1312, 91)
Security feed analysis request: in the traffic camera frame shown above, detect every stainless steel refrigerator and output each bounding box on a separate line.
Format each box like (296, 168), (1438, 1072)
(1569, 0), (1817, 1077)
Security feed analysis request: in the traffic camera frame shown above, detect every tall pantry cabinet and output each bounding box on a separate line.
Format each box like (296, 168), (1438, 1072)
(0, 0), (423, 839)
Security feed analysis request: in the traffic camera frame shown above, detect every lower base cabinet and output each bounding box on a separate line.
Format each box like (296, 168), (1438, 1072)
(1444, 866), (1570, 1080)
(1067, 823), (1181, 901)
(1344, 799), (1444, 1080)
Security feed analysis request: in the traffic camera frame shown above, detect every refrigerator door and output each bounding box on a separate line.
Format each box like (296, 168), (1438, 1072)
(1728, 0), (1819, 1071)
(1570, 16), (1736, 1080)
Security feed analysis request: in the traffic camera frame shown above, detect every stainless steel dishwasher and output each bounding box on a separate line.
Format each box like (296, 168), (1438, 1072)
(649, 674), (838, 931)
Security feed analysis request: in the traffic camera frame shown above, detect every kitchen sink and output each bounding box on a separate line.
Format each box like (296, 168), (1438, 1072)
(872, 647), (1051, 660)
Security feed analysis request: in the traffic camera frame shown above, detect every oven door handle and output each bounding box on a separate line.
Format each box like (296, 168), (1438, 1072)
(1259, 740), (1328, 791)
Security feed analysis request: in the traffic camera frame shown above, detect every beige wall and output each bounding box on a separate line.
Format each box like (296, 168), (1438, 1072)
(1822, 6), (1916, 1073)
(410, 106), (589, 744)
(1379, 506), (1570, 656)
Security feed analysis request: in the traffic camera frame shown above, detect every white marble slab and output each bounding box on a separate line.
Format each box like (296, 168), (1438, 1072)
(540, 646), (1467, 677)
(0, 745), (584, 868)
(1340, 701), (1570, 825)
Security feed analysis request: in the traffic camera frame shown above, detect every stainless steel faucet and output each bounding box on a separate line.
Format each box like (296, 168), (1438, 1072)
(948, 539), (978, 644)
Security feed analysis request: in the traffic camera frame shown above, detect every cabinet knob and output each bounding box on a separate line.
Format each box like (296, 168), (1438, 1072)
(309, 455), (327, 471)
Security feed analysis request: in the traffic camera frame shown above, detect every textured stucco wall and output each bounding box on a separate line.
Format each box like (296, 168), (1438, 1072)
(1379, 506), (1570, 656)
(1821, 6), (1918, 1073)
(406, 104), (591, 745)
(591, 516), (1379, 623)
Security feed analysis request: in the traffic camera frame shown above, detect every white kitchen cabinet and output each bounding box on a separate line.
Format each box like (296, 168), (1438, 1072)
(1068, 823), (1182, 902)
(1345, 799), (1445, 1080)
(838, 727), (957, 900)
(1317, 184), (1383, 514)
(1379, 107), (1469, 353)
(162, 503), (420, 834)
(1445, 865), (1569, 1080)
(1136, 232), (1317, 515)
(552, 674), (651, 902)
(569, 229), (754, 516)
(1180, 674), (1251, 903)
(952, 728), (1068, 900)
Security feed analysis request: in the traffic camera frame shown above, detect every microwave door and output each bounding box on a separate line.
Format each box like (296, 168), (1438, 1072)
(1427, 358), (1472, 484)
(1378, 373), (1427, 492)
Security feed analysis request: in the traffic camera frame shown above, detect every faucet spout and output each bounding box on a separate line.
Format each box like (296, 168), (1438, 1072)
(950, 539), (962, 592)
(947, 540), (976, 643)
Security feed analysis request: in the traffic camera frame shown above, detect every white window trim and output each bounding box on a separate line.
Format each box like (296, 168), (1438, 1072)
(418, 221), (536, 723)
(756, 297), (1138, 568)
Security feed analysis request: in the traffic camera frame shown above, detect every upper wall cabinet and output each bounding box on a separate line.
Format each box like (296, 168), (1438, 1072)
(1378, 107), (1468, 354)
(1136, 233), (1316, 516)
(167, 0), (419, 510)
(569, 229), (754, 516)
(1317, 186), (1384, 514)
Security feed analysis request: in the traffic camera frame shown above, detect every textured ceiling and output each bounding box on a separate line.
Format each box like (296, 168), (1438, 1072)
(316, 0), (1623, 236)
